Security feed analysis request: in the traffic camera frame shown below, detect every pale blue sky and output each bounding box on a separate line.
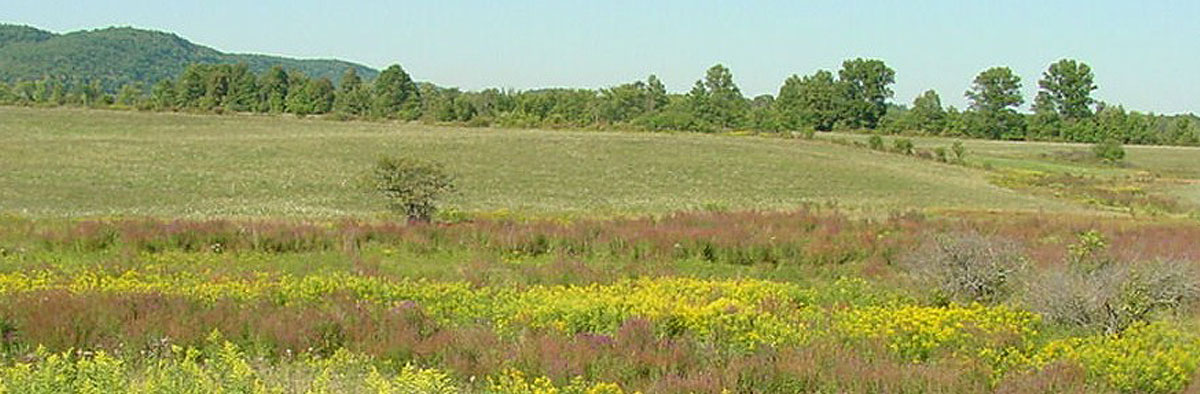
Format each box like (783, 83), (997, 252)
(3, 1), (1198, 113)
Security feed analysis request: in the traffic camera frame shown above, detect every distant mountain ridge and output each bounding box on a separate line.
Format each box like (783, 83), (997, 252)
(0, 24), (379, 89)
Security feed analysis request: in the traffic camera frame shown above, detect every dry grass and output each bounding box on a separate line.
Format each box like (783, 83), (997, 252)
(0, 107), (1079, 218)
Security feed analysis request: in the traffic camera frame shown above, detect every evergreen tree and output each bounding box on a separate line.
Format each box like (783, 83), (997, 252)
(334, 67), (370, 116)
(645, 74), (668, 112)
(176, 64), (207, 108)
(372, 64), (421, 119)
(225, 64), (259, 112)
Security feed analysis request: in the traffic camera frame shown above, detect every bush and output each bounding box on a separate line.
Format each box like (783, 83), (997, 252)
(867, 135), (884, 150)
(902, 232), (1027, 305)
(1092, 140), (1126, 163)
(1027, 259), (1200, 334)
(368, 157), (456, 222)
(951, 141), (967, 162)
(893, 138), (915, 155)
(933, 146), (948, 162)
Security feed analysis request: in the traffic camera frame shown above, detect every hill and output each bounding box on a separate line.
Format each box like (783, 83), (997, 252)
(0, 24), (378, 89)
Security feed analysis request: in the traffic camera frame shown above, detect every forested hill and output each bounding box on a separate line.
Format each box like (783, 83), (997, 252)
(0, 24), (378, 89)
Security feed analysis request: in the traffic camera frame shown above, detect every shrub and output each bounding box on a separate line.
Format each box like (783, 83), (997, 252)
(951, 141), (967, 162)
(368, 157), (456, 222)
(902, 232), (1027, 305)
(867, 134), (884, 150)
(933, 146), (948, 162)
(1091, 140), (1126, 163)
(1027, 259), (1200, 334)
(893, 138), (915, 155)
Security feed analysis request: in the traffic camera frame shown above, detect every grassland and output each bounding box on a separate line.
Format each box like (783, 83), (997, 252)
(0, 107), (1085, 218)
(3, 107), (1200, 393)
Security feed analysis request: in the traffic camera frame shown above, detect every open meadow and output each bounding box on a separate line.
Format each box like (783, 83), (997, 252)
(0, 107), (1086, 218)
(2, 107), (1200, 393)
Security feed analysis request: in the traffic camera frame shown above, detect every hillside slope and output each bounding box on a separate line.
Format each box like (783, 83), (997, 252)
(0, 107), (1084, 218)
(0, 25), (378, 89)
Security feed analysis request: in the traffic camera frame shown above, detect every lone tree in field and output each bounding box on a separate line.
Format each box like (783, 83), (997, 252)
(370, 157), (455, 222)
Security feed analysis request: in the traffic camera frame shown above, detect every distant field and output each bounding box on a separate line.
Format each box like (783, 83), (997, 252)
(820, 131), (1200, 179)
(0, 107), (1080, 218)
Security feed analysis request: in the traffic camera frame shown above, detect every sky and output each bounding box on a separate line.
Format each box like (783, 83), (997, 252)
(3, 0), (1198, 114)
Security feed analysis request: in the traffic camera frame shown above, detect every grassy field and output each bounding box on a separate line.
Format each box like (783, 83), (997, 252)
(820, 131), (1200, 187)
(3, 107), (1200, 393)
(0, 106), (1083, 218)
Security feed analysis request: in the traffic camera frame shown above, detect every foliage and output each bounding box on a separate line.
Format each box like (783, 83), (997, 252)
(867, 134), (884, 150)
(950, 141), (967, 162)
(892, 138), (915, 155)
(3, 42), (1199, 146)
(1038, 322), (1200, 393)
(776, 70), (842, 131)
(836, 303), (1041, 362)
(369, 157), (456, 222)
(0, 212), (1199, 391)
(0, 25), (377, 92)
(372, 65), (422, 120)
(1091, 139), (1126, 163)
(903, 232), (1027, 305)
(837, 58), (896, 129)
(1035, 59), (1097, 121)
(965, 67), (1026, 140)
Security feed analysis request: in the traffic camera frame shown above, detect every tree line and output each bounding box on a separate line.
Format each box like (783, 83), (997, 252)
(0, 58), (1196, 146)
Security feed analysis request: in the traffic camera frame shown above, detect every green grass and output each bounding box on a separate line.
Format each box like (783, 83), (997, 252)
(819, 131), (1200, 179)
(818, 131), (1200, 213)
(0, 107), (1081, 218)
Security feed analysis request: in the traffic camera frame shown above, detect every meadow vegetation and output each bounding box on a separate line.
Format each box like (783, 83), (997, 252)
(0, 211), (1197, 392)
(1, 103), (1199, 392)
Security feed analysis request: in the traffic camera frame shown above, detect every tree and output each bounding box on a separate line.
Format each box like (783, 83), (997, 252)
(175, 64), (208, 108)
(645, 74), (668, 112)
(224, 64), (259, 112)
(908, 89), (947, 134)
(1035, 59), (1097, 120)
(258, 66), (290, 113)
(286, 77), (335, 115)
(776, 70), (840, 131)
(114, 82), (144, 107)
(334, 68), (371, 117)
(150, 79), (176, 110)
(840, 58), (897, 129)
(369, 157), (456, 222)
(597, 80), (651, 124)
(372, 64), (421, 120)
(692, 64), (748, 129)
(965, 67), (1025, 139)
(0, 81), (13, 104)
(339, 67), (362, 90)
(748, 94), (783, 131)
(837, 58), (895, 129)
